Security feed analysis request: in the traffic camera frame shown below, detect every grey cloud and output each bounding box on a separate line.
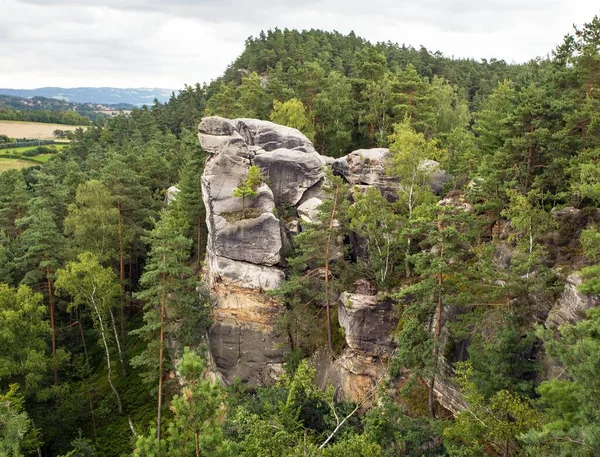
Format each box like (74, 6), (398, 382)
(1, 0), (598, 89)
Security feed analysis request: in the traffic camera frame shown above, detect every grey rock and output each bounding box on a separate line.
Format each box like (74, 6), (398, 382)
(432, 373), (468, 414)
(338, 291), (399, 356)
(254, 149), (326, 206)
(333, 149), (449, 199)
(546, 273), (600, 328)
(208, 284), (289, 386)
(165, 185), (179, 205)
(297, 197), (323, 224)
(198, 116), (236, 136)
(212, 212), (282, 266)
(209, 323), (288, 386)
(333, 148), (399, 200)
(419, 159), (450, 194)
(313, 348), (384, 408)
(207, 250), (285, 290)
(234, 118), (316, 153)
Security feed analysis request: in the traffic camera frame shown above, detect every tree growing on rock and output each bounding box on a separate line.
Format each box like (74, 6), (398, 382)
(232, 165), (264, 219)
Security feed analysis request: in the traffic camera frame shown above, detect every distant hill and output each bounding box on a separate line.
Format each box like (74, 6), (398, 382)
(0, 87), (174, 106)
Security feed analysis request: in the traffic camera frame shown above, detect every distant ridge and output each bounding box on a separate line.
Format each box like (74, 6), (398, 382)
(0, 87), (174, 106)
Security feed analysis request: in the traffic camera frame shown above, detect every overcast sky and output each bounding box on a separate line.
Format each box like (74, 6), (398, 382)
(1, 0), (598, 90)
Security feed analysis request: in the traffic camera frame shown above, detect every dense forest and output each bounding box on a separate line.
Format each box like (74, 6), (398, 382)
(0, 95), (134, 126)
(2, 17), (600, 456)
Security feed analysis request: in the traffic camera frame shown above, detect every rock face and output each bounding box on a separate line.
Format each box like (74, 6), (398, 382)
(338, 291), (398, 356)
(546, 273), (600, 329)
(314, 291), (400, 406)
(332, 148), (399, 201)
(198, 117), (461, 407)
(200, 116), (327, 386)
(332, 148), (449, 201)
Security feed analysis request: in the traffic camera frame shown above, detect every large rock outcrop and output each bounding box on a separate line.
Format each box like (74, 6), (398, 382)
(338, 291), (398, 356)
(199, 116), (460, 407)
(332, 148), (449, 201)
(546, 273), (600, 329)
(318, 290), (400, 406)
(200, 116), (327, 386)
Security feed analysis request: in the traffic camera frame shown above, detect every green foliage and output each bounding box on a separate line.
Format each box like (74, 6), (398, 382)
(0, 385), (35, 457)
(363, 397), (448, 456)
(5, 17), (600, 456)
(348, 187), (403, 288)
(64, 180), (119, 263)
(132, 208), (207, 387)
(270, 98), (314, 140)
(232, 165), (264, 218)
(526, 306), (600, 455)
(133, 348), (229, 457)
(444, 362), (538, 456)
(0, 284), (49, 393)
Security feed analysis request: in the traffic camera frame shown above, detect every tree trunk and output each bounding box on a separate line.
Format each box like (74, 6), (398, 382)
(157, 272), (167, 441)
(76, 320), (97, 442)
(109, 309), (126, 376)
(117, 204), (127, 351)
(324, 187), (339, 354)
(195, 431), (201, 457)
(430, 221), (445, 419)
(90, 294), (123, 414)
(46, 266), (58, 385)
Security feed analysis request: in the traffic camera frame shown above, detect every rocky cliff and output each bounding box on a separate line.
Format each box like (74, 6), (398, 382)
(198, 116), (406, 397)
(197, 116), (599, 414)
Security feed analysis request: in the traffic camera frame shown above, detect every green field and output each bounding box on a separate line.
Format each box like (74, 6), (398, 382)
(6, 143), (69, 154)
(0, 143), (65, 173)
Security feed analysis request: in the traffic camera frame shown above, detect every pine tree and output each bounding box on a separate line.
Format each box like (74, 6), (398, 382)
(64, 180), (119, 264)
(232, 165), (264, 219)
(16, 207), (66, 385)
(132, 209), (197, 441)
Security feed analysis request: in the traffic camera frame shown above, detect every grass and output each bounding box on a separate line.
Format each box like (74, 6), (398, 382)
(0, 143), (67, 170)
(6, 143), (69, 154)
(0, 157), (37, 172)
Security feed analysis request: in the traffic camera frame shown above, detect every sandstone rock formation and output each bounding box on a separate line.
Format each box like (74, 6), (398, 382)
(332, 148), (449, 201)
(332, 148), (399, 201)
(199, 116), (327, 386)
(198, 116), (460, 407)
(313, 291), (400, 406)
(546, 273), (600, 329)
(338, 291), (398, 356)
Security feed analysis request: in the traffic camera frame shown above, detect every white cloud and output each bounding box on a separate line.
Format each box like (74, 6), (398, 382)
(0, 0), (598, 89)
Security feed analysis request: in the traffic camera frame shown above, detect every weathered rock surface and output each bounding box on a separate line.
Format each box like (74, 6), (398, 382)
(333, 148), (449, 200)
(338, 292), (399, 356)
(212, 212), (282, 266)
(297, 197), (323, 224)
(208, 285), (288, 385)
(546, 273), (600, 328)
(200, 116), (326, 386)
(254, 148), (326, 206)
(329, 350), (384, 405)
(206, 251), (285, 290)
(333, 148), (399, 200)
(198, 117), (461, 409)
(234, 118), (316, 153)
(165, 185), (179, 205)
(419, 159), (450, 194)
